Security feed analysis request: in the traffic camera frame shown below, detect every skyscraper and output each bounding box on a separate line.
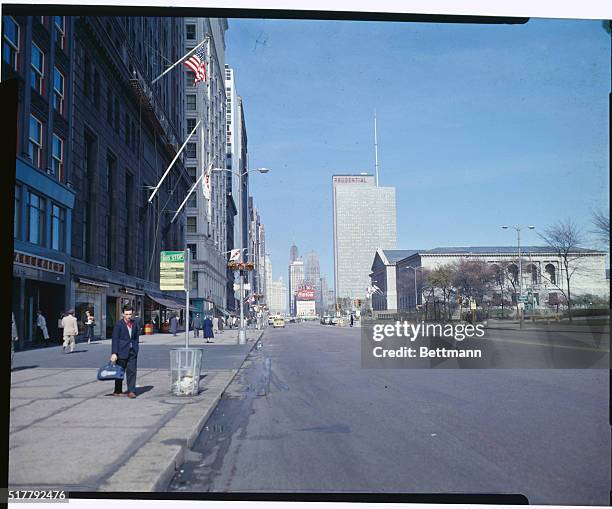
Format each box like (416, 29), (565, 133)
(332, 174), (396, 301)
(304, 250), (321, 313)
(288, 258), (304, 316)
(289, 244), (299, 264)
(268, 277), (288, 315)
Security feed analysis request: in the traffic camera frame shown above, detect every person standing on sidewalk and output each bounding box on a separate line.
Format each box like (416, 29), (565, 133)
(11, 312), (18, 366)
(170, 314), (178, 336)
(193, 313), (202, 337)
(61, 310), (79, 353)
(212, 315), (219, 334)
(110, 305), (140, 398)
(84, 310), (96, 344)
(36, 310), (50, 347)
(218, 315), (224, 333)
(203, 315), (214, 343)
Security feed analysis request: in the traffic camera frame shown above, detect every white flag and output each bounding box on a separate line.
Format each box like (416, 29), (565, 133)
(229, 249), (241, 262)
(201, 166), (211, 200)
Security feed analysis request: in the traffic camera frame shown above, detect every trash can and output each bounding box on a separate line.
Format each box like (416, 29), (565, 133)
(144, 323), (153, 335)
(170, 348), (203, 396)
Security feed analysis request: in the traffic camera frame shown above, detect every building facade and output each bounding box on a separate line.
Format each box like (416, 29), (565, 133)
(183, 17), (230, 317)
(268, 277), (288, 315)
(371, 246), (609, 315)
(304, 250), (321, 314)
(332, 174), (396, 302)
(288, 258), (304, 316)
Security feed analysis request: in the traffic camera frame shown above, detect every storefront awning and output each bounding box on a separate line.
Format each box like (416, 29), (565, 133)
(78, 278), (109, 288)
(217, 307), (231, 317)
(146, 293), (197, 312)
(121, 287), (145, 296)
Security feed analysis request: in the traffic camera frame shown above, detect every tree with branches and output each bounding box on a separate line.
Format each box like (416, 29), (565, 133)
(426, 264), (455, 320)
(591, 208), (609, 246)
(538, 219), (586, 322)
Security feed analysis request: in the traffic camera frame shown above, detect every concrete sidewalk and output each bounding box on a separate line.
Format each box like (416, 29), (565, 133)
(9, 329), (264, 492)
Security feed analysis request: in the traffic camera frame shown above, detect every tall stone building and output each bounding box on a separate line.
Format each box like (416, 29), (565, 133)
(304, 250), (322, 314)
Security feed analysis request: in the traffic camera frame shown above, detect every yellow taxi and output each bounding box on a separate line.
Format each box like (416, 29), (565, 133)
(273, 317), (286, 328)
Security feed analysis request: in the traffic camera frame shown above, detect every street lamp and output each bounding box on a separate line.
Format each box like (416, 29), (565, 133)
(501, 225), (535, 326)
(211, 167), (270, 344)
(403, 266), (424, 311)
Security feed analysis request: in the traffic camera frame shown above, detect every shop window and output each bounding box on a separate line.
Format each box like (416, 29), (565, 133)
(27, 191), (46, 246)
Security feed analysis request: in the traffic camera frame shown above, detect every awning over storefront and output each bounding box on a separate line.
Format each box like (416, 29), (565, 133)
(217, 307), (231, 317)
(121, 287), (145, 296)
(78, 277), (109, 288)
(146, 293), (197, 312)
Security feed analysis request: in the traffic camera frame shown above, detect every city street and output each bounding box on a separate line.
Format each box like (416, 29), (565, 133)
(169, 322), (610, 505)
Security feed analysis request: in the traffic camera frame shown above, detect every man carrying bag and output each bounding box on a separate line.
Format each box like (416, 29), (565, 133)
(110, 305), (140, 398)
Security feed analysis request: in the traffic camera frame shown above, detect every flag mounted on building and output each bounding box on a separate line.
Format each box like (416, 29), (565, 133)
(229, 249), (242, 262)
(183, 45), (207, 85)
(202, 165), (211, 200)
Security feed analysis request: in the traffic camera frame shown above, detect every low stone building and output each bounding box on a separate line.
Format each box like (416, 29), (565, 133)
(371, 246), (609, 315)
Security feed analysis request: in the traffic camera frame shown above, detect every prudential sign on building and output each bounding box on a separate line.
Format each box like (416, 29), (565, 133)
(160, 251), (186, 291)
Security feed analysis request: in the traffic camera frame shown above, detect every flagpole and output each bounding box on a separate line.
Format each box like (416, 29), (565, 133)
(151, 37), (208, 85)
(171, 171), (205, 223)
(148, 120), (201, 203)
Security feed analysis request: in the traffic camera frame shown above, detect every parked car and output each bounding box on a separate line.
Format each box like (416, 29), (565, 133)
(268, 316), (276, 325)
(320, 315), (330, 325)
(273, 317), (286, 328)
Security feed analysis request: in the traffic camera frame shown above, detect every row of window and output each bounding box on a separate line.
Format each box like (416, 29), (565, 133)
(3, 16), (65, 69)
(28, 114), (65, 180)
(14, 185), (67, 251)
(3, 17), (67, 114)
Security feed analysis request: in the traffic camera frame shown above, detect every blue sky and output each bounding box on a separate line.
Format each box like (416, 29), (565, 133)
(225, 17), (610, 283)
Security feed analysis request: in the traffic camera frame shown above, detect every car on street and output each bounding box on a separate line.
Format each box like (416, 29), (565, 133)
(273, 317), (286, 328)
(320, 315), (330, 325)
(268, 316), (276, 325)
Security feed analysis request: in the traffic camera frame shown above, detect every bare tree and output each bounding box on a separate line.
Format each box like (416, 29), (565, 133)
(538, 219), (585, 322)
(591, 208), (610, 246)
(452, 259), (495, 306)
(426, 264), (455, 320)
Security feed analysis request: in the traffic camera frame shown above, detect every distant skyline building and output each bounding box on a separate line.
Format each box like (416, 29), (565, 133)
(332, 174), (396, 301)
(288, 258), (304, 316)
(268, 277), (288, 315)
(289, 244), (299, 264)
(304, 250), (321, 313)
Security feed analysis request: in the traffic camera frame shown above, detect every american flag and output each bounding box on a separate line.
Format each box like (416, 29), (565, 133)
(183, 45), (207, 85)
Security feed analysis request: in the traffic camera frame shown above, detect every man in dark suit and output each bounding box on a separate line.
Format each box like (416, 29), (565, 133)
(110, 305), (140, 398)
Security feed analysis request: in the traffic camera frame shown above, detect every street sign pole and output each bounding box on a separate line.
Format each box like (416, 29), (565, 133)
(185, 247), (190, 349)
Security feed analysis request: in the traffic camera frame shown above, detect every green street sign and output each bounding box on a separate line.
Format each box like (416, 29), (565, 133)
(160, 251), (185, 291)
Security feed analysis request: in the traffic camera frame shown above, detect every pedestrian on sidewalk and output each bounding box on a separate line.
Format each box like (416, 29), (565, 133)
(11, 312), (18, 366)
(350, 314), (354, 327)
(110, 305), (140, 398)
(36, 310), (50, 346)
(61, 310), (78, 353)
(203, 315), (214, 343)
(170, 314), (178, 336)
(218, 315), (224, 333)
(84, 310), (96, 344)
(193, 313), (202, 337)
(212, 315), (219, 334)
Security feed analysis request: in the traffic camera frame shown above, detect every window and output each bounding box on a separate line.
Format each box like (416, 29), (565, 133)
(186, 142), (197, 159)
(186, 118), (197, 132)
(27, 191), (46, 245)
(54, 16), (65, 49)
(30, 43), (44, 94)
(14, 184), (21, 239)
(51, 134), (64, 181)
(93, 70), (100, 109)
(3, 17), (19, 71)
(187, 166), (197, 179)
(114, 98), (120, 131)
(187, 243), (197, 260)
(185, 70), (196, 86)
(191, 270), (198, 291)
(187, 193), (197, 209)
(107, 88), (112, 123)
(187, 216), (197, 233)
(186, 94), (196, 110)
(28, 115), (43, 168)
(545, 263), (556, 285)
(186, 24), (196, 40)
(51, 203), (66, 251)
(51, 67), (65, 114)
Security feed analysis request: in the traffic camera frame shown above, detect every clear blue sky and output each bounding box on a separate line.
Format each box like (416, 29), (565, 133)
(225, 17), (610, 284)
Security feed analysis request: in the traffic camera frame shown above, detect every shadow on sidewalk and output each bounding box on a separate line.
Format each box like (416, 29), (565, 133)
(11, 365), (39, 372)
(136, 385), (154, 396)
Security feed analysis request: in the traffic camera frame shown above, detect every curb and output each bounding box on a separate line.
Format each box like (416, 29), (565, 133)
(100, 329), (265, 492)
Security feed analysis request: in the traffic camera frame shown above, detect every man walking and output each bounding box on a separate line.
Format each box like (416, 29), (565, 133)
(110, 305), (140, 398)
(193, 313), (202, 337)
(61, 310), (79, 353)
(212, 315), (219, 334)
(36, 310), (50, 347)
(203, 315), (214, 343)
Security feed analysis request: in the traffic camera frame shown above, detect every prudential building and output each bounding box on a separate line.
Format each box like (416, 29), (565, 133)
(332, 174), (397, 302)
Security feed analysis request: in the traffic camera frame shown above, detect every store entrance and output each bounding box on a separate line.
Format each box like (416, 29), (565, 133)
(22, 279), (65, 347)
(106, 297), (117, 338)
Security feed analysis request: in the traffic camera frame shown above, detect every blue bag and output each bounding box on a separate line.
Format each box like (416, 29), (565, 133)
(97, 362), (125, 381)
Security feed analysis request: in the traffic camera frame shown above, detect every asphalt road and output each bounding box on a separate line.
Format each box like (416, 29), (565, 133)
(169, 322), (610, 505)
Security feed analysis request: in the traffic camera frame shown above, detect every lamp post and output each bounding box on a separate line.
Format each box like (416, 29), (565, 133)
(501, 225), (535, 326)
(404, 266), (424, 311)
(212, 167), (270, 344)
